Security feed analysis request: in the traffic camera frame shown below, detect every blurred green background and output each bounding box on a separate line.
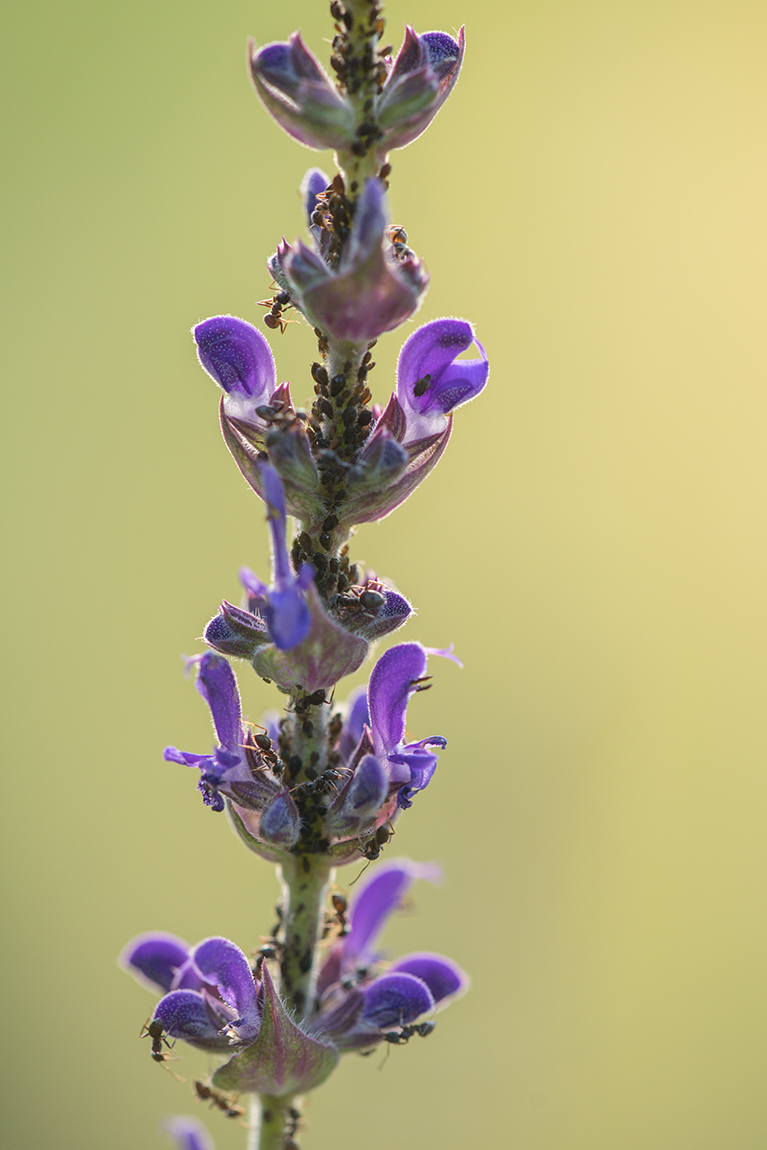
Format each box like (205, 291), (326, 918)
(3, 0), (767, 1146)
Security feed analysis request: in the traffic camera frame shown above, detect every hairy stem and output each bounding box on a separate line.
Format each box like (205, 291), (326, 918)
(336, 0), (385, 195)
(277, 852), (333, 1020)
(251, 1095), (296, 1150)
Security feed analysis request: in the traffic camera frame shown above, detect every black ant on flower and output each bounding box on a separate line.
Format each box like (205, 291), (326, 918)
(257, 289), (298, 334)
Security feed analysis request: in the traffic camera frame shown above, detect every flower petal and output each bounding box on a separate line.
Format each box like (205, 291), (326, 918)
(361, 971), (434, 1028)
(191, 937), (260, 1042)
(368, 642), (428, 760)
(396, 317), (488, 440)
(194, 316), (276, 423)
(154, 989), (232, 1051)
(164, 1116), (215, 1150)
(338, 686), (370, 764)
(342, 858), (441, 969)
(120, 932), (198, 994)
(195, 653), (241, 750)
(390, 952), (469, 1006)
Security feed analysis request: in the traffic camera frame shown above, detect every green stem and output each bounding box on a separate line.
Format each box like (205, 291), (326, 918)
(336, 0), (384, 196)
(277, 853), (334, 1020)
(251, 1095), (296, 1150)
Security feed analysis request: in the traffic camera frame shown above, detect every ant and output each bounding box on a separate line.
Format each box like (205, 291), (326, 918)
(141, 1017), (185, 1081)
(251, 939), (282, 978)
(386, 224), (413, 262)
(381, 1020), (436, 1045)
(331, 892), (349, 936)
(257, 290), (296, 334)
(194, 1080), (245, 1120)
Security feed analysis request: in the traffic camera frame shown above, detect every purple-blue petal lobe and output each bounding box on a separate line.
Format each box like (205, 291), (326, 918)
(361, 972), (435, 1028)
(194, 316), (275, 401)
(120, 932), (193, 994)
(390, 952), (469, 1004)
(191, 938), (259, 1040)
(154, 990), (232, 1050)
(264, 586), (311, 651)
(396, 319), (488, 440)
(343, 858), (440, 968)
(164, 1117), (215, 1150)
(368, 642), (428, 759)
(195, 653), (241, 749)
(421, 31), (461, 64)
(339, 686), (370, 762)
(302, 167), (329, 228)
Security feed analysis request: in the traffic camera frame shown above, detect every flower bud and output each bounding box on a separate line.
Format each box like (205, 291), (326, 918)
(204, 602), (270, 661)
(277, 179), (429, 344)
(250, 33), (355, 151)
(377, 27), (465, 157)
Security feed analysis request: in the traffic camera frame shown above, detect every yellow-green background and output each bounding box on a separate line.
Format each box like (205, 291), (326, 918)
(3, 0), (767, 1146)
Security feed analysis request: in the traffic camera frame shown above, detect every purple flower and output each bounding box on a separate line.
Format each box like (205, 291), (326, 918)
(376, 28), (465, 159)
(312, 859), (468, 1048)
(122, 934), (338, 1095)
(237, 460), (313, 652)
(122, 934), (261, 1048)
(367, 641), (448, 809)
(194, 316), (277, 429)
(163, 651), (299, 846)
(249, 33), (355, 151)
(195, 319), (323, 524)
(271, 178), (429, 344)
(164, 1117), (214, 1150)
(324, 642), (452, 849)
(340, 318), (489, 525)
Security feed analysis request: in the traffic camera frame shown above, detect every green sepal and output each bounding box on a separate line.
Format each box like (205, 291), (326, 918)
(212, 964), (339, 1097)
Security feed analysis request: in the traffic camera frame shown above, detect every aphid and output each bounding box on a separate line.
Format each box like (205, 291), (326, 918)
(412, 373), (432, 398)
(194, 1080), (245, 1119)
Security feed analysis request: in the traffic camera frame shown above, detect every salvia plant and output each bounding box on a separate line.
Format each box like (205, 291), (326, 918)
(120, 3), (488, 1148)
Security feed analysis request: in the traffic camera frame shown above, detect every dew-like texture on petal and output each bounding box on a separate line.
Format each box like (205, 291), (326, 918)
(361, 971), (435, 1028)
(362, 589), (412, 639)
(154, 990), (232, 1050)
(368, 642), (427, 759)
(191, 938), (260, 1040)
(421, 31), (461, 67)
(390, 952), (469, 1004)
(195, 653), (241, 749)
(164, 1116), (215, 1150)
(120, 932), (195, 994)
(194, 316), (275, 400)
(343, 858), (439, 967)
